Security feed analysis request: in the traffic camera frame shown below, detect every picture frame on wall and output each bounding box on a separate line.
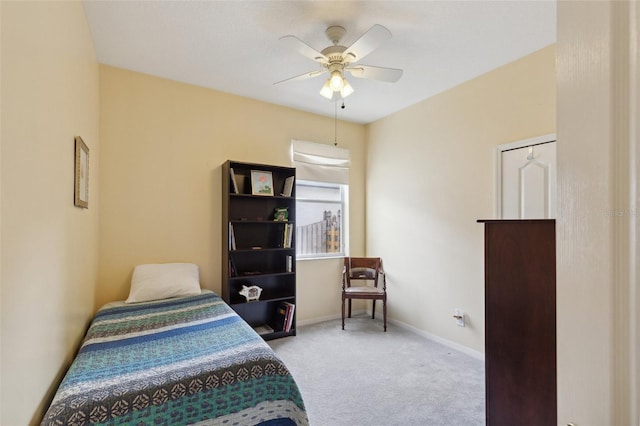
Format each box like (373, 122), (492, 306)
(74, 136), (89, 208)
(251, 170), (274, 196)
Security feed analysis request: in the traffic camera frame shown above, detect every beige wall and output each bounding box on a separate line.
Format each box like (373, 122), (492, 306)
(366, 45), (556, 353)
(98, 66), (366, 318)
(1, 2), (100, 425)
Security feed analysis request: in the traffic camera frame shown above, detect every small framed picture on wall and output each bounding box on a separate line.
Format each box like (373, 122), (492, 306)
(74, 136), (89, 208)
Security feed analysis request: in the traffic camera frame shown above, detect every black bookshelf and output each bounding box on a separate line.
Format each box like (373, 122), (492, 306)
(222, 160), (296, 340)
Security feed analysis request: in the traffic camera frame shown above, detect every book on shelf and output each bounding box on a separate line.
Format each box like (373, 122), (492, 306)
(230, 168), (239, 194)
(229, 223), (236, 250)
(275, 302), (289, 332)
(228, 256), (237, 277)
(282, 223), (290, 248)
(275, 301), (295, 332)
(281, 176), (295, 197)
(253, 324), (274, 336)
(281, 223), (294, 248)
(286, 223), (293, 248)
(235, 175), (246, 194)
(283, 301), (295, 332)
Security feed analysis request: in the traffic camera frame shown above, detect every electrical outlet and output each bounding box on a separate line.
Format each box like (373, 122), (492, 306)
(453, 309), (465, 327)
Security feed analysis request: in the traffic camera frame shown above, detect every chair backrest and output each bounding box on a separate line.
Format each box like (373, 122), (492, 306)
(344, 257), (382, 288)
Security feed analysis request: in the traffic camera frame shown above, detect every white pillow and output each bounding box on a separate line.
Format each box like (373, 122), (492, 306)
(125, 263), (202, 303)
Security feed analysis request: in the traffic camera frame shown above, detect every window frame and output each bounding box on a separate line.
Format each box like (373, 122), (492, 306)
(295, 179), (349, 260)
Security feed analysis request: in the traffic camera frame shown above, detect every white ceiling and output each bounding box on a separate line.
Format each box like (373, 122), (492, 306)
(83, 1), (556, 124)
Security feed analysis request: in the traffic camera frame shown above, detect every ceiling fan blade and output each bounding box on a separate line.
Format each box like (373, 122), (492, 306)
(346, 65), (403, 82)
(274, 69), (327, 85)
(280, 35), (328, 64)
(342, 24), (392, 63)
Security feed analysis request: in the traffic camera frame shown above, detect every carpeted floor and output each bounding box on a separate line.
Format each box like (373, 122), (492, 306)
(269, 316), (485, 426)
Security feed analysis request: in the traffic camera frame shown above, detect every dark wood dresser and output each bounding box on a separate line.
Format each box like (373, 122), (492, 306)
(478, 219), (556, 426)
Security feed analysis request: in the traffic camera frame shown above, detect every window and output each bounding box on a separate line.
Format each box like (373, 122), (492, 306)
(296, 180), (349, 258)
(291, 140), (350, 259)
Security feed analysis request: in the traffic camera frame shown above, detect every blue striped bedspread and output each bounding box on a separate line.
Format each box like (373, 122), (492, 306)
(41, 292), (308, 426)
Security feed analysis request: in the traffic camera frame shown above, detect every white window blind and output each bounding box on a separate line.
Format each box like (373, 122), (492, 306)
(291, 140), (350, 185)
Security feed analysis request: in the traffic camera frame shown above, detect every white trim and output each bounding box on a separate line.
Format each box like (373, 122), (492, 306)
(631, 4), (639, 423)
(296, 310), (365, 327)
(297, 313), (485, 361)
(494, 133), (557, 218)
(388, 318), (485, 361)
(613, 1), (640, 422)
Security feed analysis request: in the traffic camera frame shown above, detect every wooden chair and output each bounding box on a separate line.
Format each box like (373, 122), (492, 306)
(342, 257), (387, 331)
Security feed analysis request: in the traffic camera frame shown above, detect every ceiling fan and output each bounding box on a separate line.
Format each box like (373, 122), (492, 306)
(276, 24), (403, 100)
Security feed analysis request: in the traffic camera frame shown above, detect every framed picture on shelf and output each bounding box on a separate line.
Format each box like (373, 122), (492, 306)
(74, 136), (89, 208)
(251, 170), (274, 196)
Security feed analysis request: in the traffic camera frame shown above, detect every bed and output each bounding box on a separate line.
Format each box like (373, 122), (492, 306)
(41, 280), (308, 425)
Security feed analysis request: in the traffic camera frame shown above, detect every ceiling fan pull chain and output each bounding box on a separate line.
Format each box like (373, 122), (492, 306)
(334, 100), (338, 146)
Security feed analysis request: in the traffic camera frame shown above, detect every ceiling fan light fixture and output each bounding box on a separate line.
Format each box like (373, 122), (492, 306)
(278, 24), (402, 102)
(320, 79), (334, 99)
(329, 70), (344, 91)
(320, 74), (354, 100)
(340, 79), (354, 98)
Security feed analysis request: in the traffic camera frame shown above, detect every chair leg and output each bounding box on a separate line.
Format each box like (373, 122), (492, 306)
(371, 300), (376, 319)
(383, 298), (387, 332)
(348, 299), (352, 318)
(342, 297), (345, 330)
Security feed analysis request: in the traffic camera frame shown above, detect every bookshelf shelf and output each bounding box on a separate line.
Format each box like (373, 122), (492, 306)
(222, 160), (297, 341)
(229, 271), (295, 279)
(230, 194), (294, 200)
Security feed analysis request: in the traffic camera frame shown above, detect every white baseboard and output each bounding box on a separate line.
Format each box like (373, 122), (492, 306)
(298, 312), (485, 361)
(389, 318), (485, 361)
(296, 309), (366, 327)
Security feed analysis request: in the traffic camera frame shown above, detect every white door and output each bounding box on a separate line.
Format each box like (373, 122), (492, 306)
(499, 139), (556, 219)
